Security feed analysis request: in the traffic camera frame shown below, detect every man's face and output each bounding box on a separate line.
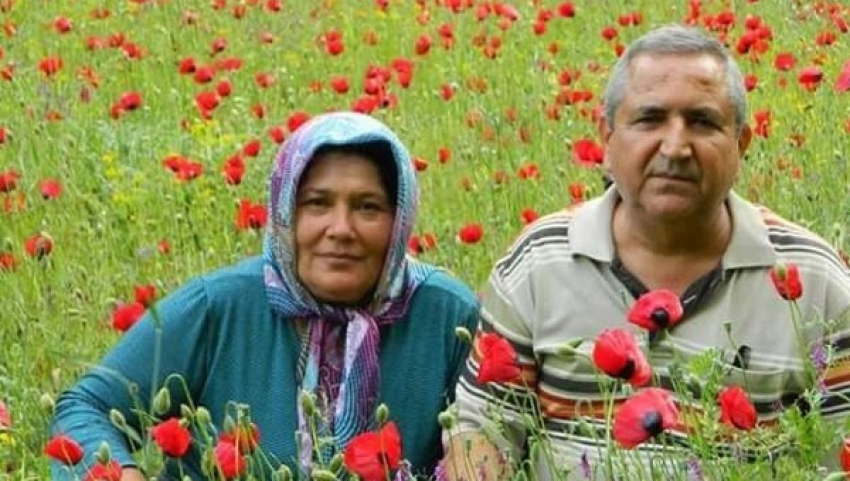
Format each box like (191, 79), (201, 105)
(600, 53), (752, 221)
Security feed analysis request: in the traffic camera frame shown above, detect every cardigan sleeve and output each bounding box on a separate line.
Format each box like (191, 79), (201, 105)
(49, 277), (213, 479)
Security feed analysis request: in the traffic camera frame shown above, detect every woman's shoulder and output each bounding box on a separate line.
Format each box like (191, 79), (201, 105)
(412, 266), (479, 310)
(192, 255), (267, 301)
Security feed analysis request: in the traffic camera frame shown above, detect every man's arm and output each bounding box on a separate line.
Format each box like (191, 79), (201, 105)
(443, 271), (538, 480)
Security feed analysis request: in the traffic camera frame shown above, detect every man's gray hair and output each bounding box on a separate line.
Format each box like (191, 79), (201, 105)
(602, 25), (747, 136)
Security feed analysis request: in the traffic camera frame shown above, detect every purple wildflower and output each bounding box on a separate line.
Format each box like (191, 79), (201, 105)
(810, 341), (828, 373)
(686, 457), (703, 480)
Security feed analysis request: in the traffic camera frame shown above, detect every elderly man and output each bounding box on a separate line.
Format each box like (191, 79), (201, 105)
(444, 25), (850, 480)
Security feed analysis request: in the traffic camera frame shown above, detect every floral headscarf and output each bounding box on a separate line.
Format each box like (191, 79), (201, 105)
(261, 111), (435, 471)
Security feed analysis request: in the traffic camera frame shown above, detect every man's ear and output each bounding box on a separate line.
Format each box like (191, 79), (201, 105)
(598, 115), (613, 146)
(738, 123), (753, 156)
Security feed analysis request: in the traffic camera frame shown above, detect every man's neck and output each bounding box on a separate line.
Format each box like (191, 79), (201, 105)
(613, 202), (732, 259)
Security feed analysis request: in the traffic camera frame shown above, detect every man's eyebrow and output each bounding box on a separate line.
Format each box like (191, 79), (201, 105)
(633, 105), (666, 116)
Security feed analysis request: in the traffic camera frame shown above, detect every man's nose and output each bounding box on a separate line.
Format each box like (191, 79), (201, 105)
(659, 118), (693, 160)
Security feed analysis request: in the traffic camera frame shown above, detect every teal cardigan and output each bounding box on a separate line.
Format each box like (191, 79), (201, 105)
(50, 256), (479, 479)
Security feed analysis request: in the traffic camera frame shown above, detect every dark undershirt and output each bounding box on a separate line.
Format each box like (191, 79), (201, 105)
(610, 256), (724, 320)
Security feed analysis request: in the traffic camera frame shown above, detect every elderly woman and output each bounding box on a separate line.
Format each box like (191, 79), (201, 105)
(50, 112), (478, 480)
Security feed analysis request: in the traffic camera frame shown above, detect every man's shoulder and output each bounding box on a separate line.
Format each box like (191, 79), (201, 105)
(492, 201), (594, 277)
(752, 204), (848, 272)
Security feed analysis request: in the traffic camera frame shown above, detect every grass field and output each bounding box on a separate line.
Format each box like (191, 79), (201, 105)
(1, 0), (849, 478)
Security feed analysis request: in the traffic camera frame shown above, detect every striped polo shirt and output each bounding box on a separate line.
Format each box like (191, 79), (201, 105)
(452, 188), (850, 480)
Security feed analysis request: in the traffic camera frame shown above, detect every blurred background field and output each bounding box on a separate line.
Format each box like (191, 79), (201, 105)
(0, 0), (849, 477)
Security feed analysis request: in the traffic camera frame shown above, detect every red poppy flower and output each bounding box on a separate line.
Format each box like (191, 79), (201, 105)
(440, 83), (455, 101)
(744, 74), (758, 92)
(437, 147), (451, 164)
(134, 284), (156, 307)
(572, 139), (605, 167)
(219, 422), (260, 454)
(25, 233), (53, 258)
(520, 208), (539, 225)
(592, 328), (651, 386)
(216, 79), (233, 97)
(242, 140), (261, 158)
(150, 418), (192, 457)
(251, 103), (266, 119)
(798, 66), (823, 91)
(343, 422), (402, 481)
(613, 388), (680, 449)
(194, 66), (215, 84)
(39, 179), (63, 199)
(0, 170), (19, 192)
(753, 109), (771, 138)
(601, 26), (618, 41)
(195, 91), (220, 113)
(112, 302), (146, 332)
(718, 385), (757, 430)
(0, 399), (10, 429)
(476, 332), (521, 384)
(517, 163), (540, 180)
(269, 125), (286, 144)
(569, 182), (586, 204)
(39, 56), (64, 77)
(0, 252), (16, 271)
(84, 460), (122, 481)
(411, 156), (428, 172)
(412, 34), (432, 56)
(53, 16), (72, 33)
(769, 263), (802, 301)
(627, 290), (684, 332)
(158, 239), (171, 255)
(178, 57), (196, 75)
(236, 199), (267, 231)
(210, 37), (228, 56)
(835, 61), (850, 93)
(287, 111), (311, 133)
(214, 440), (246, 479)
(840, 438), (850, 474)
(773, 52), (795, 71)
(330, 75), (350, 94)
(255, 72), (275, 88)
(557, 1), (575, 17)
(44, 434), (84, 465)
(458, 223), (483, 244)
(119, 91), (142, 111)
(0, 126), (7, 144)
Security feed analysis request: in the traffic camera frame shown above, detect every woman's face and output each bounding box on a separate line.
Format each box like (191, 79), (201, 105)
(294, 151), (395, 305)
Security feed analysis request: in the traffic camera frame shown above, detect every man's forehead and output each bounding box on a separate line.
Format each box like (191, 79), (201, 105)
(626, 52), (726, 83)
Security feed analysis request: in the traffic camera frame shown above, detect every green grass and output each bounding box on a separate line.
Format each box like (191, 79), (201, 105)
(1, 0), (849, 478)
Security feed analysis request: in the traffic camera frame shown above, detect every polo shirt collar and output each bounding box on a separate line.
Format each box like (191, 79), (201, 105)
(570, 187), (776, 269)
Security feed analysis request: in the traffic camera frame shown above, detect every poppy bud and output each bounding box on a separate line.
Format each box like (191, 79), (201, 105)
(455, 326), (472, 344)
(273, 465), (293, 481)
(300, 391), (317, 418)
(153, 387), (171, 414)
(327, 453), (343, 473)
(95, 441), (112, 464)
(40, 393), (55, 413)
(195, 406), (212, 425)
(180, 403), (194, 422)
(375, 403), (390, 425)
(438, 410), (456, 430)
(109, 409), (126, 429)
(310, 469), (338, 480)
